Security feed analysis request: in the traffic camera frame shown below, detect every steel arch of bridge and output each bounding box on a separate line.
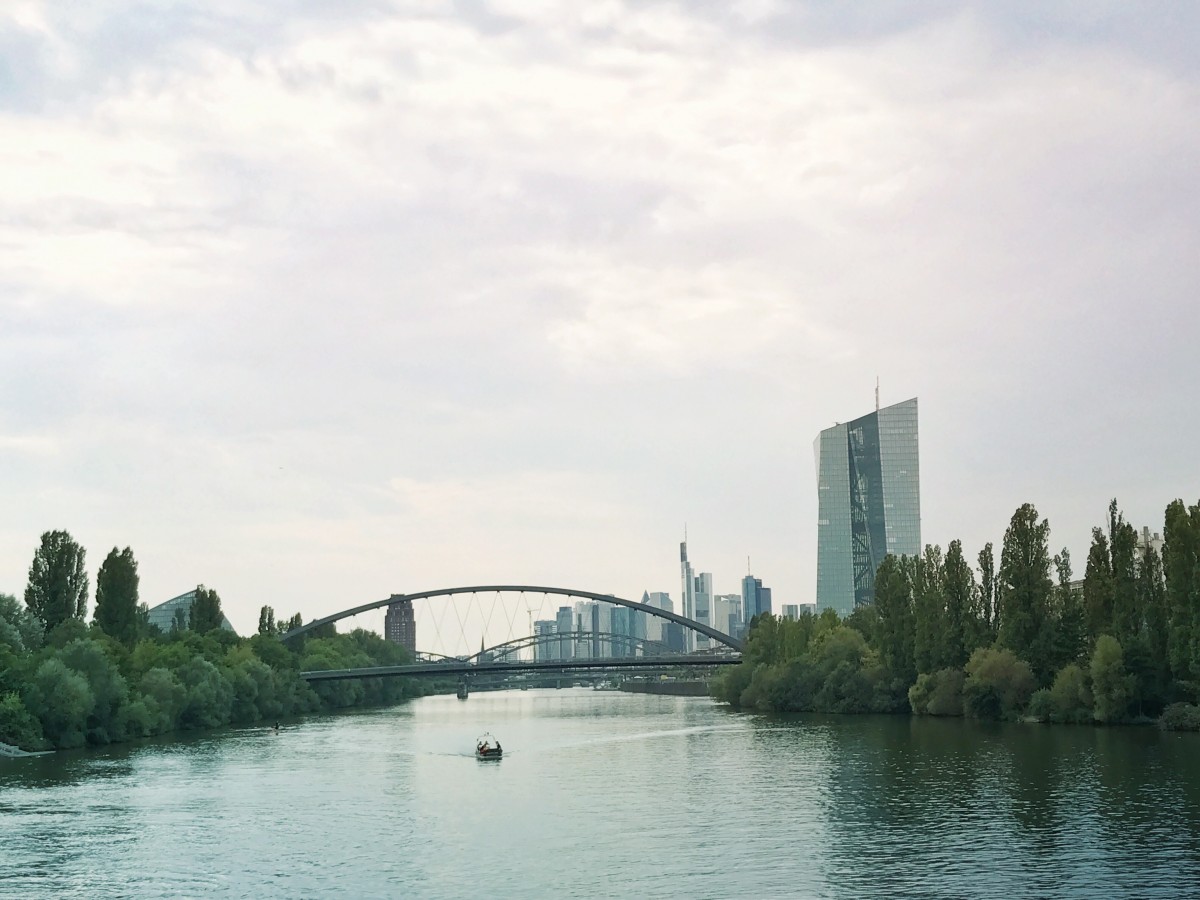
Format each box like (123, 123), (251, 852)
(476, 630), (675, 662)
(278, 584), (744, 652)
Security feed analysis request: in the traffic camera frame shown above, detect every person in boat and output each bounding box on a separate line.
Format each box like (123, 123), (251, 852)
(494, 741), (502, 754)
(479, 741), (489, 754)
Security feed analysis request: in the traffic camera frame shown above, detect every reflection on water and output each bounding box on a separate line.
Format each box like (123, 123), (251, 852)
(2, 691), (1199, 898)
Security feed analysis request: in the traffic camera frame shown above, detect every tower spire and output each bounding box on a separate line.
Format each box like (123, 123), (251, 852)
(875, 376), (880, 413)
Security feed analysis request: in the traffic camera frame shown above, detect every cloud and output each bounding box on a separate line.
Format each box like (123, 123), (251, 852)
(0, 2), (1197, 632)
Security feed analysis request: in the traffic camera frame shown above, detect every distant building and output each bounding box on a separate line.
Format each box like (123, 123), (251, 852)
(680, 541), (696, 651)
(642, 591), (673, 645)
(798, 602), (817, 617)
(533, 619), (557, 661)
(1137, 526), (1165, 560)
(782, 604), (799, 620)
(384, 597), (416, 653)
(145, 590), (236, 635)
(713, 594), (741, 637)
(555, 606), (575, 660)
(662, 623), (686, 653)
(815, 396), (921, 615)
(741, 575), (772, 623)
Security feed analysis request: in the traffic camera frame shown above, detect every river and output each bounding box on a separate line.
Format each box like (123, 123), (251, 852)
(3, 688), (1199, 898)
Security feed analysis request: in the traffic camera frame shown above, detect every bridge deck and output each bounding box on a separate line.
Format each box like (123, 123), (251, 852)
(301, 654), (740, 681)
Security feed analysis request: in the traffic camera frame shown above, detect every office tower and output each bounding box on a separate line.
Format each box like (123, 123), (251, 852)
(384, 598), (416, 653)
(741, 575), (772, 623)
(692, 572), (713, 650)
(642, 591), (673, 644)
(713, 594), (741, 637)
(574, 601), (596, 659)
(533, 619), (556, 661)
(610, 607), (629, 658)
(555, 606), (575, 661)
(680, 541), (696, 650)
(815, 396), (921, 615)
(663, 622), (685, 652)
(782, 604), (799, 620)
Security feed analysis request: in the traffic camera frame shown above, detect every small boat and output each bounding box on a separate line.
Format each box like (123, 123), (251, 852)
(475, 732), (502, 760)
(456, 683), (469, 700)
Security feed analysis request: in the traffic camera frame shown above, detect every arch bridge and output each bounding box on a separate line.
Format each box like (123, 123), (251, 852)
(280, 584), (743, 679)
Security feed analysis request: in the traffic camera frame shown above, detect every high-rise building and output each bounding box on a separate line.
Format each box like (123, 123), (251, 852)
(642, 591), (673, 645)
(555, 606), (575, 661)
(680, 541), (696, 650)
(815, 396), (921, 615)
(741, 575), (772, 624)
(713, 594), (741, 637)
(533, 619), (557, 661)
(384, 597), (416, 653)
(680, 540), (714, 649)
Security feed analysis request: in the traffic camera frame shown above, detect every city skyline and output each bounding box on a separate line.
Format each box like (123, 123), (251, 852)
(2, 3), (1198, 636)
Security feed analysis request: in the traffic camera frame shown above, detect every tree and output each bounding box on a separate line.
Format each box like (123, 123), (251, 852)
(24, 530), (89, 632)
(1052, 548), (1086, 670)
(257, 605), (277, 636)
(873, 554), (915, 685)
(912, 545), (945, 674)
(996, 504), (1054, 681)
(1138, 545), (1170, 709)
(977, 542), (997, 636)
(1091, 634), (1132, 724)
(1108, 500), (1140, 647)
(0, 592), (43, 654)
(94, 547), (140, 646)
(1083, 527), (1114, 642)
(189, 586), (225, 635)
(1162, 499), (1200, 683)
(942, 540), (975, 669)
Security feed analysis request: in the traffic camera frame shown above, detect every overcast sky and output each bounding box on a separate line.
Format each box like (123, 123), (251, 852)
(2, 1), (1197, 649)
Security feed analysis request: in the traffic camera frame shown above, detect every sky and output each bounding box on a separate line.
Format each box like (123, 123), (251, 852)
(2, 1), (1198, 651)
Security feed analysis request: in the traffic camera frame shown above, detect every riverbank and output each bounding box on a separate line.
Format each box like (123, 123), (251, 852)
(0, 740), (52, 758)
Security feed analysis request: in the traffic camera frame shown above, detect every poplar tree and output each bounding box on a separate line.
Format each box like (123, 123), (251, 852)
(997, 503), (1054, 681)
(1052, 548), (1086, 669)
(912, 545), (945, 674)
(977, 543), (997, 636)
(873, 554), (915, 684)
(942, 540), (975, 669)
(190, 585), (225, 634)
(1108, 501), (1140, 647)
(1162, 499), (1200, 681)
(94, 547), (140, 646)
(1083, 527), (1114, 641)
(24, 530), (89, 633)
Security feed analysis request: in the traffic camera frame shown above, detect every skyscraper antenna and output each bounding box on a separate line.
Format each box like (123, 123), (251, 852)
(747, 555), (751, 575)
(875, 376), (880, 413)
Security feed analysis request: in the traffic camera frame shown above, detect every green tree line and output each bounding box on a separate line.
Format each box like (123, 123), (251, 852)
(714, 497), (1200, 731)
(0, 531), (430, 751)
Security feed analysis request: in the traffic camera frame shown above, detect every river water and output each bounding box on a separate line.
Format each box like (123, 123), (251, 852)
(3, 688), (1199, 899)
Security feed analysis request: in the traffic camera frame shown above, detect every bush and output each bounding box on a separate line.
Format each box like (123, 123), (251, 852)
(24, 658), (93, 748)
(925, 668), (965, 716)
(0, 691), (46, 751)
(1048, 664), (1092, 724)
(962, 647), (1035, 720)
(1159, 703), (1200, 732)
(1091, 635), (1133, 724)
(1028, 689), (1054, 722)
(910, 669), (966, 716)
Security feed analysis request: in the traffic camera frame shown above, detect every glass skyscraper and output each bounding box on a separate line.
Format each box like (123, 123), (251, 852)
(815, 397), (920, 615)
